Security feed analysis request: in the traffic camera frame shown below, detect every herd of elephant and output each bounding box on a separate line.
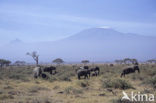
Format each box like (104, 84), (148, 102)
(33, 66), (56, 79)
(33, 64), (140, 80)
(76, 66), (100, 79)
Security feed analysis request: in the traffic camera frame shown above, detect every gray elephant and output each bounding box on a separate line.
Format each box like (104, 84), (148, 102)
(77, 68), (90, 80)
(121, 65), (140, 78)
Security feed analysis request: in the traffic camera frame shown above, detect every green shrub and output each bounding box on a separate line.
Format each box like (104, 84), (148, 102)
(0, 94), (14, 100)
(31, 97), (52, 103)
(102, 78), (134, 90)
(57, 74), (71, 81)
(0, 66), (32, 81)
(143, 76), (156, 89)
(3, 85), (14, 89)
(0, 90), (3, 94)
(29, 86), (49, 93)
(64, 86), (83, 95)
(55, 71), (72, 81)
(8, 74), (29, 81)
(48, 76), (57, 82)
(131, 74), (144, 81)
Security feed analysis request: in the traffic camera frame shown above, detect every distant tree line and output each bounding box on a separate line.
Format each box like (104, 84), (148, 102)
(115, 58), (138, 65)
(1, 50), (155, 67)
(81, 60), (90, 64)
(0, 59), (11, 67)
(147, 59), (156, 64)
(14, 61), (26, 66)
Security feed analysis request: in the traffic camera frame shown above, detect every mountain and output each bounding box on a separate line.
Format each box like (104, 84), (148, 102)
(55, 28), (156, 61)
(64, 28), (124, 41)
(0, 28), (156, 62)
(10, 38), (23, 44)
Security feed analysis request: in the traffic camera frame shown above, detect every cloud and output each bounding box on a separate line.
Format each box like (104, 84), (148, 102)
(0, 5), (156, 39)
(1, 7), (156, 29)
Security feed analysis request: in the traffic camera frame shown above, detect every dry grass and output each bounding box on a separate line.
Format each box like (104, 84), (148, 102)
(0, 64), (156, 103)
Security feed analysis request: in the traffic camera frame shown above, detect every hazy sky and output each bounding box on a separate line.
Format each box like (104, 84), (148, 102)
(0, 0), (156, 44)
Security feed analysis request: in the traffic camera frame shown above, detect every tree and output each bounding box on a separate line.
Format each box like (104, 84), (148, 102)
(14, 61), (26, 66)
(26, 51), (39, 66)
(0, 59), (11, 67)
(53, 58), (64, 65)
(115, 59), (124, 64)
(147, 59), (156, 64)
(0, 59), (6, 67)
(123, 58), (132, 64)
(5, 60), (11, 66)
(131, 59), (138, 65)
(123, 58), (138, 65)
(81, 60), (89, 65)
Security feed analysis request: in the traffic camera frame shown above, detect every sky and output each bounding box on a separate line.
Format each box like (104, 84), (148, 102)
(0, 0), (156, 45)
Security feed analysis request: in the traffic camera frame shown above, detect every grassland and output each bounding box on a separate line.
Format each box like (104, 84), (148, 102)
(0, 64), (156, 103)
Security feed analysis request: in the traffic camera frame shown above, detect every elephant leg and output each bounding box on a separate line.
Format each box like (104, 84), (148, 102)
(78, 75), (80, 80)
(86, 74), (88, 79)
(98, 70), (100, 75)
(121, 73), (123, 78)
(94, 71), (97, 76)
(88, 73), (90, 78)
(84, 75), (87, 79)
(50, 71), (52, 74)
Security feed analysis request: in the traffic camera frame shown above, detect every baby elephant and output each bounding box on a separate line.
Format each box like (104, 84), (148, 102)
(121, 65), (140, 78)
(41, 73), (49, 79)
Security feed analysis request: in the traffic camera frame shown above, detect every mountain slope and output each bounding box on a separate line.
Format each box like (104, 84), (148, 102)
(0, 28), (156, 62)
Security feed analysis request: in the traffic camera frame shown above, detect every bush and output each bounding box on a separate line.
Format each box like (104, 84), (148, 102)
(31, 97), (52, 103)
(102, 78), (134, 90)
(0, 90), (3, 94)
(47, 65), (75, 82)
(0, 66), (32, 81)
(77, 80), (89, 88)
(3, 85), (14, 89)
(29, 86), (49, 93)
(57, 74), (71, 81)
(143, 76), (156, 89)
(8, 74), (29, 81)
(0, 94), (14, 100)
(64, 86), (83, 95)
(130, 74), (144, 81)
(48, 76), (57, 82)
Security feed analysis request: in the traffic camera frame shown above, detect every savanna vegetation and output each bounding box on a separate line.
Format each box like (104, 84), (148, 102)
(0, 63), (156, 103)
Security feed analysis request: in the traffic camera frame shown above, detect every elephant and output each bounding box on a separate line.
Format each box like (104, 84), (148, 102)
(121, 65), (140, 78)
(43, 66), (56, 75)
(77, 68), (90, 80)
(33, 66), (42, 78)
